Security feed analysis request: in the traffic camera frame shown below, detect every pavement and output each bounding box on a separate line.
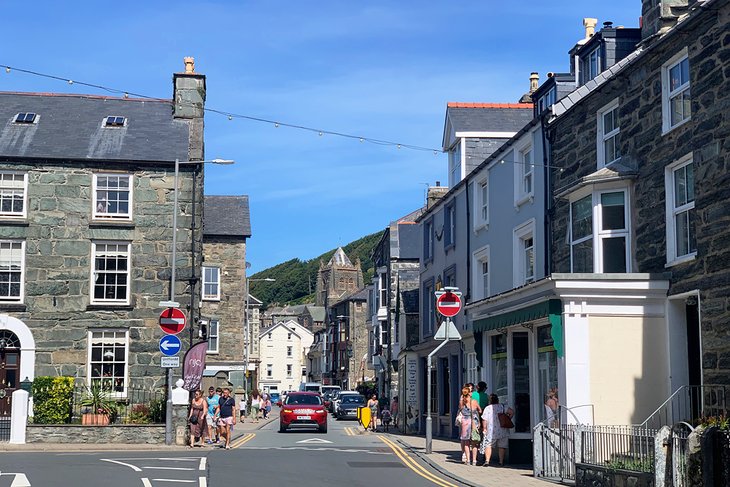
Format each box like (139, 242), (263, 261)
(383, 429), (547, 487)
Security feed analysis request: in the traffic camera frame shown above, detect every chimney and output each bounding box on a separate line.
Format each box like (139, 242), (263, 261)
(426, 182), (449, 210)
(641, 0), (690, 41)
(173, 57), (206, 160)
(583, 18), (598, 39)
(529, 72), (539, 94)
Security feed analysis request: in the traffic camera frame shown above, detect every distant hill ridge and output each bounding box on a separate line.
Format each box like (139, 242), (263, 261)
(249, 231), (384, 308)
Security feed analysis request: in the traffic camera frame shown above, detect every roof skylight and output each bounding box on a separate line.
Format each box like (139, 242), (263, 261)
(14, 113), (37, 124)
(104, 116), (126, 127)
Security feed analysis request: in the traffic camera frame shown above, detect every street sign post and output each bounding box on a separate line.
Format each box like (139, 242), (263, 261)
(159, 307), (186, 335)
(161, 356), (180, 368)
(159, 334), (182, 356)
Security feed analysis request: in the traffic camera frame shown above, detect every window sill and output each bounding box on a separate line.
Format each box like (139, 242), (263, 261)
(0, 303), (26, 311)
(206, 351), (219, 355)
(87, 304), (134, 311)
(514, 194), (534, 209)
(202, 298), (221, 302)
(473, 223), (488, 234)
(0, 219), (29, 226)
(662, 117), (691, 136)
(665, 252), (697, 268)
(444, 243), (455, 253)
(89, 220), (135, 229)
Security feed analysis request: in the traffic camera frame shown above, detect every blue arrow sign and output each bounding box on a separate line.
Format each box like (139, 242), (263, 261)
(159, 334), (182, 356)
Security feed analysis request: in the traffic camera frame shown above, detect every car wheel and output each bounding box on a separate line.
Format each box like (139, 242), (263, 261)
(279, 424), (286, 433)
(319, 424), (327, 433)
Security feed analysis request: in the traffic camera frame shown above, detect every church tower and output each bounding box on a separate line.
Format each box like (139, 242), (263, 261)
(316, 247), (364, 307)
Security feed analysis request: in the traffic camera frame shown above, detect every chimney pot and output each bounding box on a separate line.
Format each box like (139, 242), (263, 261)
(184, 57), (195, 73)
(436, 181), (441, 187)
(603, 21), (613, 29)
(529, 72), (539, 94)
(583, 18), (598, 39)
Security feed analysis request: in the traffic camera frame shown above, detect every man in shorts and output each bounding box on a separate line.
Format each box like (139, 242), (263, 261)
(216, 388), (236, 449)
(206, 387), (221, 444)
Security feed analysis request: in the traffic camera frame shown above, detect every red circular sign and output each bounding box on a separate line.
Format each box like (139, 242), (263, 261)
(159, 307), (186, 335)
(436, 292), (462, 317)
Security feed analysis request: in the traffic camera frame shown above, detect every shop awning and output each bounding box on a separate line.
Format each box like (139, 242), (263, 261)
(472, 299), (563, 359)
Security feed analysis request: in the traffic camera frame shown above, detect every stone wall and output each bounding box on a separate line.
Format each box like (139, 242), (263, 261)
(201, 237), (246, 365)
(27, 424), (165, 444)
(548, 1), (730, 384)
(0, 160), (203, 389)
(576, 464), (654, 487)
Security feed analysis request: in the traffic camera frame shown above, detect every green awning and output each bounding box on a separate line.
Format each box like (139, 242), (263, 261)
(472, 299), (564, 358)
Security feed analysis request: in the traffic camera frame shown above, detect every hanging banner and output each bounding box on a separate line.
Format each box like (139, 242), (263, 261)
(182, 341), (208, 391)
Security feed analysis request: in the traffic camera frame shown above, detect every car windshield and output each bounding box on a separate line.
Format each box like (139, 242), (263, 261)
(342, 395), (365, 404)
(285, 395), (322, 405)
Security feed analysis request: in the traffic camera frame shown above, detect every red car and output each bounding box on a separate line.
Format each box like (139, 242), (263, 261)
(279, 392), (328, 433)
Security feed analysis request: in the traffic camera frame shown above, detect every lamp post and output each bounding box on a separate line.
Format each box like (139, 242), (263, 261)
(243, 275), (275, 397)
(164, 158), (234, 446)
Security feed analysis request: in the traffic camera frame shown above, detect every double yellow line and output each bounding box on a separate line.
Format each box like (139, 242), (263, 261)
(344, 426), (358, 436)
(230, 433), (255, 449)
(378, 435), (457, 487)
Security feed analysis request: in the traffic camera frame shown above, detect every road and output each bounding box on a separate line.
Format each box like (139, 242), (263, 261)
(0, 415), (465, 487)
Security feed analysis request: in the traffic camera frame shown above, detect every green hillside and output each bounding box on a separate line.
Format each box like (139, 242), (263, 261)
(249, 231), (384, 308)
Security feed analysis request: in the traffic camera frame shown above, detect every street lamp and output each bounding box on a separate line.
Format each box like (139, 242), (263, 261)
(163, 158), (234, 446)
(243, 273), (275, 396)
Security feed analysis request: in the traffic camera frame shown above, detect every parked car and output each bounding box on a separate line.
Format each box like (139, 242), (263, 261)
(279, 392), (328, 433)
(298, 382), (322, 393)
(332, 391), (361, 417)
(336, 394), (365, 420)
(269, 392), (280, 405)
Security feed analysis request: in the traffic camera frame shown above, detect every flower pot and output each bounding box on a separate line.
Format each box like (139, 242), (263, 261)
(82, 413), (110, 425)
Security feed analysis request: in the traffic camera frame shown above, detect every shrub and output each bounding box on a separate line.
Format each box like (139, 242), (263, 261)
(32, 376), (74, 424)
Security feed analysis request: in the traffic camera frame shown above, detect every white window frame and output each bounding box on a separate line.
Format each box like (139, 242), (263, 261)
(87, 329), (129, 398)
(0, 240), (25, 303)
(378, 272), (388, 307)
(424, 218), (434, 263)
(266, 364), (273, 378)
(597, 98), (621, 168)
(665, 153), (697, 266)
(465, 352), (478, 386)
(287, 345), (293, 357)
(513, 219), (536, 286)
(444, 202), (456, 249)
(286, 364), (293, 378)
(569, 186), (632, 273)
(662, 48), (691, 134)
(0, 172), (28, 219)
(207, 319), (219, 354)
(92, 173), (133, 221)
(580, 46), (601, 84)
(472, 245), (490, 300)
(448, 139), (463, 187)
(515, 145), (534, 206)
(202, 266), (221, 301)
(474, 176), (489, 231)
(90, 241), (131, 305)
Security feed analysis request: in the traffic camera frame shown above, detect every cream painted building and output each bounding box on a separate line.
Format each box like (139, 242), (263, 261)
(257, 320), (314, 394)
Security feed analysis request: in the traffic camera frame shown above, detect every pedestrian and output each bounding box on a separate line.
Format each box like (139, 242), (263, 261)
(216, 388), (236, 450)
(205, 387), (220, 444)
(367, 394), (378, 432)
(263, 395), (272, 419)
(476, 382), (489, 411)
(457, 386), (480, 465)
(544, 387), (559, 427)
(390, 396), (399, 429)
(188, 389), (208, 448)
(239, 390), (247, 423)
(250, 389), (262, 422)
(261, 391), (270, 419)
(480, 393), (513, 467)
(381, 407), (392, 432)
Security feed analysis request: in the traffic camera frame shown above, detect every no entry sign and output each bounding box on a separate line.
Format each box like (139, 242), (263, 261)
(159, 307), (186, 335)
(436, 291), (462, 317)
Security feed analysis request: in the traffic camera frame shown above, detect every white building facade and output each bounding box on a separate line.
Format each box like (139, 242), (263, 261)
(257, 320), (313, 394)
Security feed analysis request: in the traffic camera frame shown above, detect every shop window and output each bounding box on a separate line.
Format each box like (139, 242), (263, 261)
(512, 332), (531, 433)
(490, 335), (508, 401)
(537, 326), (559, 427)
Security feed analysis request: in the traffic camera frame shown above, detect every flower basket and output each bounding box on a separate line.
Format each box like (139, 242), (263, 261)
(81, 412), (110, 425)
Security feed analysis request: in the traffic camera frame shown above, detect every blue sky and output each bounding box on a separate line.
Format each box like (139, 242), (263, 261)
(3, 1), (640, 274)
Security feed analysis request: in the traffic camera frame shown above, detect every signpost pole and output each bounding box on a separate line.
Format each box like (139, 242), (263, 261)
(165, 158), (180, 446)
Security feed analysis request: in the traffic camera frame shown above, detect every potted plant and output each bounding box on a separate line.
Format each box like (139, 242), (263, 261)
(80, 382), (117, 425)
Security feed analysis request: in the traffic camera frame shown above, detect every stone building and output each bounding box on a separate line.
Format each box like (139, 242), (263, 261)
(547, 0), (730, 421)
(0, 58), (207, 408)
(327, 289), (369, 390)
(200, 195), (251, 389)
(316, 247), (364, 308)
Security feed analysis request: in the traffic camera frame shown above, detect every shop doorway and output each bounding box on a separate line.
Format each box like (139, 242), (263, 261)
(0, 330), (21, 441)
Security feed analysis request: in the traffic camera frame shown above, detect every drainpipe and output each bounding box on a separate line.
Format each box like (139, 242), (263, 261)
(540, 112), (552, 277)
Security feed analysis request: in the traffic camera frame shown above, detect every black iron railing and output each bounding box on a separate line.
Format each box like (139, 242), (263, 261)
(580, 425), (658, 473)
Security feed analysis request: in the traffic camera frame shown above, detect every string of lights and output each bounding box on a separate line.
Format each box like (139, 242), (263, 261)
(1, 63), (442, 154)
(1, 62), (565, 171)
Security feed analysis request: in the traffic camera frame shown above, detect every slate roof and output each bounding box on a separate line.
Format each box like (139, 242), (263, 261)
(0, 92), (189, 162)
(305, 306), (326, 322)
(203, 195), (251, 238)
(328, 247), (353, 266)
(443, 103), (533, 149)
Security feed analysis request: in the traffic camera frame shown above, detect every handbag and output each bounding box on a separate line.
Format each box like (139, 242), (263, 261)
(498, 405), (514, 429)
(190, 414), (198, 424)
(454, 411), (463, 426)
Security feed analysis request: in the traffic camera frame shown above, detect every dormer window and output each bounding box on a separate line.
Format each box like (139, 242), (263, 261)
(104, 116), (126, 127)
(580, 47), (601, 85)
(14, 113), (37, 124)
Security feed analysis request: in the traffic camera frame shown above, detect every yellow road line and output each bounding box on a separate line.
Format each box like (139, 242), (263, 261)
(378, 435), (457, 487)
(230, 433), (255, 449)
(344, 427), (351, 436)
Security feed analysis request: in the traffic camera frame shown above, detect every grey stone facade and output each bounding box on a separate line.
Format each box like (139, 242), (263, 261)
(548, 0), (730, 385)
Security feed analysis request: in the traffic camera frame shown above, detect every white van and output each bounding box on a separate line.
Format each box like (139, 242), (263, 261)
(298, 382), (322, 393)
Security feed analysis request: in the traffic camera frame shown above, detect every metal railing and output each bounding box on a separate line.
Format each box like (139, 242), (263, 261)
(580, 425), (658, 473)
(639, 385), (729, 429)
(534, 423), (580, 482)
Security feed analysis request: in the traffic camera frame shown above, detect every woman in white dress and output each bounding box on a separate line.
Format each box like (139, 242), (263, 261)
(480, 393), (513, 466)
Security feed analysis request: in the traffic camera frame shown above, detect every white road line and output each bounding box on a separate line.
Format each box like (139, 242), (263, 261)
(199, 477), (207, 487)
(141, 479), (152, 487)
(142, 467), (195, 471)
(198, 458), (206, 471)
(101, 459), (142, 472)
(151, 480), (196, 483)
(10, 473), (31, 487)
(154, 458), (201, 462)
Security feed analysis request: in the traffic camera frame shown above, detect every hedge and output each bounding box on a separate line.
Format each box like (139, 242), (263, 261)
(32, 376), (74, 424)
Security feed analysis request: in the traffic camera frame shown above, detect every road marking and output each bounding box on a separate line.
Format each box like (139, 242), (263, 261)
(296, 438), (332, 444)
(141, 479), (152, 487)
(344, 427), (353, 436)
(199, 478), (207, 487)
(3, 473), (31, 487)
(229, 433), (255, 449)
(151, 480), (196, 483)
(378, 435), (457, 487)
(143, 467), (195, 471)
(101, 458), (142, 472)
(199, 457), (206, 471)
